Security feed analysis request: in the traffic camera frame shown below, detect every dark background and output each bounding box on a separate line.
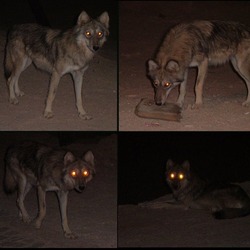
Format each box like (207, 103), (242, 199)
(118, 132), (250, 204)
(0, 0), (118, 40)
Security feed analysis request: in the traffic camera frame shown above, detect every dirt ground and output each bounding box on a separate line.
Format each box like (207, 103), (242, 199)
(0, 10), (117, 131)
(119, 1), (250, 131)
(118, 182), (250, 247)
(0, 132), (117, 247)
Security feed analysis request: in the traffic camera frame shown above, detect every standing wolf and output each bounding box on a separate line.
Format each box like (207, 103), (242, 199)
(4, 141), (95, 239)
(147, 20), (250, 108)
(4, 10), (109, 119)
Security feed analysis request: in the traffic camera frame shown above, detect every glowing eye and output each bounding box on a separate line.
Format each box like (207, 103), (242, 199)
(85, 31), (91, 37)
(82, 170), (89, 177)
(164, 82), (172, 88)
(97, 31), (103, 37)
(170, 173), (175, 179)
(179, 173), (184, 180)
(71, 170), (77, 177)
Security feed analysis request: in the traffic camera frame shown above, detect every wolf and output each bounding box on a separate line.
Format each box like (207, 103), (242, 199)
(4, 141), (96, 239)
(147, 20), (250, 108)
(4, 10), (109, 119)
(140, 159), (250, 219)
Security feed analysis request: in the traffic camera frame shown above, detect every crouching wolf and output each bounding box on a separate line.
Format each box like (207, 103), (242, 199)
(147, 20), (250, 108)
(4, 141), (96, 239)
(141, 159), (250, 219)
(4, 10), (109, 119)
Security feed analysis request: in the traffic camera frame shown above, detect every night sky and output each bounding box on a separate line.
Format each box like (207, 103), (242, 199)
(118, 132), (250, 205)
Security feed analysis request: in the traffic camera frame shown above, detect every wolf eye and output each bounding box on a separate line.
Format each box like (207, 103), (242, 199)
(153, 80), (159, 87)
(163, 82), (172, 88)
(85, 31), (92, 38)
(179, 173), (184, 180)
(82, 170), (89, 177)
(70, 170), (77, 177)
(97, 31), (103, 38)
(170, 173), (175, 179)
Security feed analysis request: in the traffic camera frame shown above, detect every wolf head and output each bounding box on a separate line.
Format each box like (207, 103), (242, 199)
(63, 150), (95, 192)
(147, 60), (185, 105)
(76, 10), (109, 53)
(165, 159), (191, 192)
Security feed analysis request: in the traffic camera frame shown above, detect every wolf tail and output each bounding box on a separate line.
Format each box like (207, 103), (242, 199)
(213, 206), (250, 219)
(4, 166), (17, 194)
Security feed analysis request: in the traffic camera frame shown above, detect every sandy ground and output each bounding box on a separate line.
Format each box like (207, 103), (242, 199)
(119, 1), (250, 131)
(0, 132), (117, 248)
(0, 30), (117, 131)
(118, 182), (250, 247)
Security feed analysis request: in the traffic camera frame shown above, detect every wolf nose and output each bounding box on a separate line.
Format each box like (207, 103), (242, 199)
(79, 185), (85, 191)
(156, 102), (162, 106)
(93, 46), (99, 51)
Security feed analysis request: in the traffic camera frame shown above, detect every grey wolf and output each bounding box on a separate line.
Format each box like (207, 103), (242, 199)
(4, 141), (95, 239)
(164, 159), (250, 219)
(4, 10), (109, 119)
(147, 20), (250, 108)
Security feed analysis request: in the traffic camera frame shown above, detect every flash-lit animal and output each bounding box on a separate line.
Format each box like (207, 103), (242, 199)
(4, 141), (95, 239)
(147, 20), (250, 108)
(4, 10), (109, 119)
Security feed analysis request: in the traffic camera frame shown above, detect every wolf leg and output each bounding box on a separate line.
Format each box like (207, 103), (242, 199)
(71, 69), (92, 120)
(230, 55), (250, 107)
(176, 70), (188, 107)
(44, 71), (61, 118)
(16, 176), (31, 223)
(35, 186), (46, 229)
(192, 58), (208, 109)
(7, 55), (31, 104)
(56, 190), (78, 239)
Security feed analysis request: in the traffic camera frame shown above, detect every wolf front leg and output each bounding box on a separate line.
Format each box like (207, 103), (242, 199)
(71, 69), (92, 120)
(56, 190), (78, 239)
(44, 71), (61, 118)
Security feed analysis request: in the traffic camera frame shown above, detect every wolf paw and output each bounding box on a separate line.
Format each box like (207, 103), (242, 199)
(9, 97), (19, 105)
(16, 91), (25, 97)
(64, 232), (78, 239)
(22, 215), (32, 224)
(35, 219), (42, 229)
(79, 113), (93, 120)
(44, 111), (54, 119)
(242, 101), (250, 107)
(191, 103), (202, 109)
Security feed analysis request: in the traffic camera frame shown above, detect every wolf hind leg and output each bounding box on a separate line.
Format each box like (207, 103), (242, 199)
(230, 55), (250, 107)
(7, 54), (31, 104)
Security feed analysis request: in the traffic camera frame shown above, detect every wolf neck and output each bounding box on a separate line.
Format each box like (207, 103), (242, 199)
(172, 173), (207, 202)
(156, 27), (195, 69)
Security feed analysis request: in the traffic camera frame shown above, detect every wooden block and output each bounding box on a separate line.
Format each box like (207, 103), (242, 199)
(135, 98), (182, 122)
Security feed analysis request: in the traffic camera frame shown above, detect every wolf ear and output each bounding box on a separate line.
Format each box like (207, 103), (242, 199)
(64, 152), (76, 165)
(166, 60), (180, 72)
(98, 11), (109, 29)
(166, 159), (174, 169)
(182, 160), (190, 171)
(148, 60), (159, 72)
(77, 11), (91, 26)
(83, 150), (95, 167)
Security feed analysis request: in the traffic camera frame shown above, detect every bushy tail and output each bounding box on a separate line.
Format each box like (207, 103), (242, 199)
(4, 166), (17, 194)
(213, 207), (250, 219)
